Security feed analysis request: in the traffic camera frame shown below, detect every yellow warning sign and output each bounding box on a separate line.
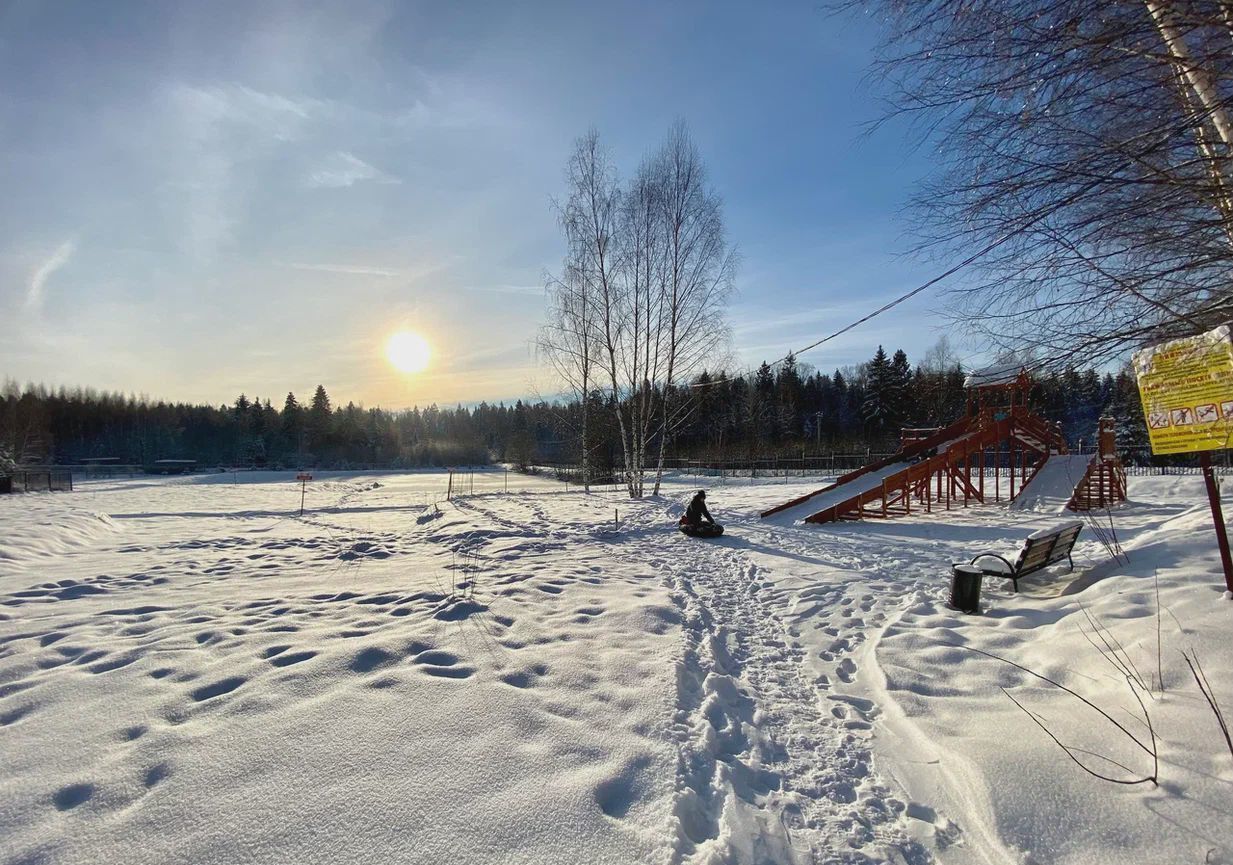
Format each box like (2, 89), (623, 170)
(1133, 324), (1233, 455)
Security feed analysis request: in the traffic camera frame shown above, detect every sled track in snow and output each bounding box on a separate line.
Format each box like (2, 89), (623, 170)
(656, 536), (925, 865)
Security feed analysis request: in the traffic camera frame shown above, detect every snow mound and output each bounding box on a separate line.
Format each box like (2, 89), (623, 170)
(0, 500), (118, 567)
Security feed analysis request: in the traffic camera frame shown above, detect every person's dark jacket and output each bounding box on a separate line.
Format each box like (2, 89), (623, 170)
(684, 493), (714, 525)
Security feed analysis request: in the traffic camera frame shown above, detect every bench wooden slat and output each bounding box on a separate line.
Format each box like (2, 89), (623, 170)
(1018, 543), (1054, 572)
(966, 522), (1083, 593)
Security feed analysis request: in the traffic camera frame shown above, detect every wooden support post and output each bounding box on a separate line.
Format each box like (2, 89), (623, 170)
(945, 454), (951, 510)
(882, 479), (888, 518)
(964, 453), (970, 507)
(995, 447), (1000, 502)
(978, 447), (985, 501)
(1009, 445), (1016, 501)
(1201, 451), (1233, 594)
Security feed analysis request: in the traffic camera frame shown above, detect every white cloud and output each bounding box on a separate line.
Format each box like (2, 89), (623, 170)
(472, 283), (543, 296)
(26, 240), (75, 310)
(162, 82), (327, 260)
(306, 151), (399, 188)
(275, 257), (457, 282)
(167, 83), (323, 134)
(278, 261), (402, 277)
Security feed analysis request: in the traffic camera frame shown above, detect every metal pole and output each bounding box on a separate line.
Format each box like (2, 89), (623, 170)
(1200, 450), (1233, 593)
(300, 479), (306, 516)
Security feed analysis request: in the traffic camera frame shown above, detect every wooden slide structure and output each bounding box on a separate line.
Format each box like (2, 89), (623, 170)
(1067, 418), (1128, 511)
(761, 370), (1126, 525)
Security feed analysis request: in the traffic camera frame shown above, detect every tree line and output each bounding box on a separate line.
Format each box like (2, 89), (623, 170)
(1, 344), (1147, 473)
(546, 344), (1150, 474)
(0, 381), (531, 469)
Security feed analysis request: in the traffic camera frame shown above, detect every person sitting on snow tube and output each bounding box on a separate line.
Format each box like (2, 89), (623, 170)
(680, 490), (722, 536)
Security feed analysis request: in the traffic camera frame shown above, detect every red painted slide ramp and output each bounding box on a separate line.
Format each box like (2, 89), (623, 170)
(761, 407), (1068, 525)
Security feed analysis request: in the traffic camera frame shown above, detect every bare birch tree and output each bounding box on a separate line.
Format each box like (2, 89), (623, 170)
(616, 151), (665, 497)
(538, 263), (598, 490)
(647, 123), (736, 495)
(544, 124), (735, 498)
(554, 130), (635, 493)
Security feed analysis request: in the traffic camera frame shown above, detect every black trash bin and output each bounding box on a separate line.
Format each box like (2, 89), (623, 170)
(949, 563), (983, 614)
(0, 476), (11, 495)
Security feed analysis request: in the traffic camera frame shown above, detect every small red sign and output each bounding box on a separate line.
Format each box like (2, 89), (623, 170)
(296, 473), (313, 481)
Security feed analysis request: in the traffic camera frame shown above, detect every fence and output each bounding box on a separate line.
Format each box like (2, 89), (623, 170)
(69, 463), (145, 478)
(1, 470), (73, 493)
(530, 450), (1233, 483)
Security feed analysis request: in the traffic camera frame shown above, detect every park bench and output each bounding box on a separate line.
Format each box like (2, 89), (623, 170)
(962, 521), (1084, 593)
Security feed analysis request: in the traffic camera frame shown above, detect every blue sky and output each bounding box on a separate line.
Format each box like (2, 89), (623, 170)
(0, 0), (959, 408)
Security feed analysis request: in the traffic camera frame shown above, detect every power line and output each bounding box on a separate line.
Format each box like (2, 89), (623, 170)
(694, 175), (1109, 388)
(693, 232), (1012, 387)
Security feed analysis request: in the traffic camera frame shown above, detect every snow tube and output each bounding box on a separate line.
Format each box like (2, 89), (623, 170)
(679, 521), (724, 538)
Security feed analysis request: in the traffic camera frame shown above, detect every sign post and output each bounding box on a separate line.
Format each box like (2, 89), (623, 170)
(1200, 451), (1233, 591)
(1134, 325), (1233, 594)
(296, 473), (312, 516)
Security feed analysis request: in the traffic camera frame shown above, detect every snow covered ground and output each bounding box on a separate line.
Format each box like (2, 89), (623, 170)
(1, 468), (1230, 864)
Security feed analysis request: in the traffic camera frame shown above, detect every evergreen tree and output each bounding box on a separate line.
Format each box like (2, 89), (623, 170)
(1106, 368), (1149, 459)
(754, 362), (775, 398)
(281, 392), (303, 464)
(890, 349), (912, 421)
(308, 385), (333, 457)
(776, 353), (803, 438)
(862, 346), (899, 436)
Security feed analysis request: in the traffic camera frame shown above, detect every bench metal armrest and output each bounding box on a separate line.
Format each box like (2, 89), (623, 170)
(969, 552), (1016, 576)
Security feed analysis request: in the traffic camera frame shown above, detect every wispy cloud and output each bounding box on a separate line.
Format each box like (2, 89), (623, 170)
(162, 82), (326, 260)
(168, 83), (323, 132)
(472, 283), (544, 296)
(26, 240), (75, 310)
(274, 257), (458, 284)
(277, 261), (403, 277)
(306, 151), (399, 188)
(447, 343), (534, 370)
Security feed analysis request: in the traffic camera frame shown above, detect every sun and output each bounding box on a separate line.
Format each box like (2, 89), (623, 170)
(385, 330), (432, 374)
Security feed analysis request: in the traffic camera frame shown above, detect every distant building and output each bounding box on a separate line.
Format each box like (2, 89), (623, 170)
(146, 459), (198, 475)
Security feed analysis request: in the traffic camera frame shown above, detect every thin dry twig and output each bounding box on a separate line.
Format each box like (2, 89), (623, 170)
(1184, 650), (1233, 762)
(1077, 601), (1152, 696)
(957, 644), (1158, 786)
(1155, 570), (1165, 695)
